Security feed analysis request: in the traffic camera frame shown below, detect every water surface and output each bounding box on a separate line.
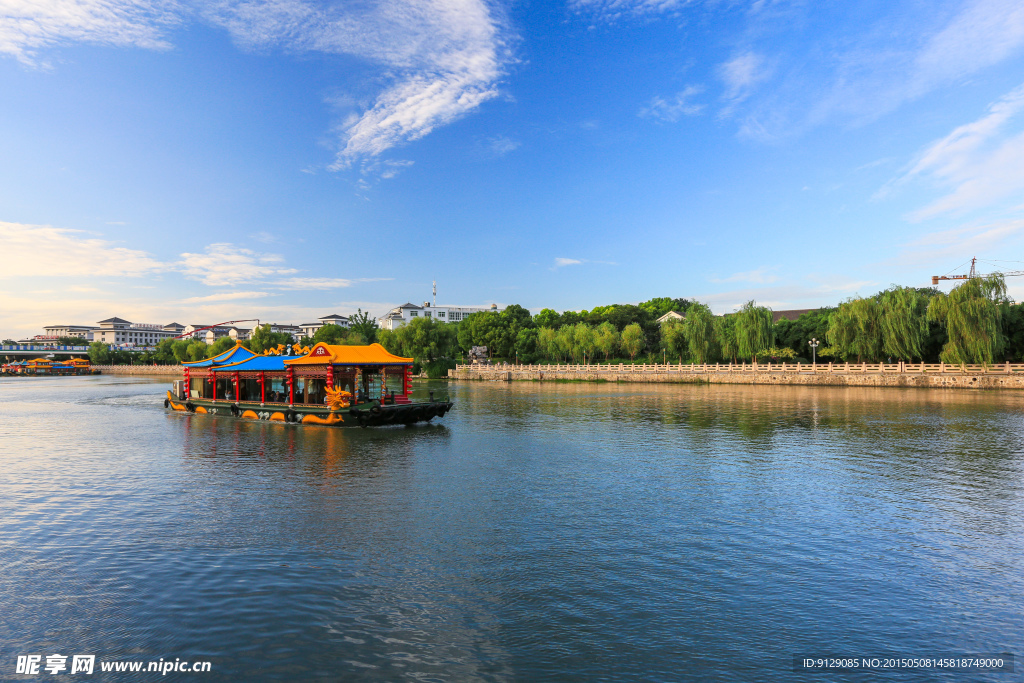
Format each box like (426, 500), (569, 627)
(1, 376), (1022, 681)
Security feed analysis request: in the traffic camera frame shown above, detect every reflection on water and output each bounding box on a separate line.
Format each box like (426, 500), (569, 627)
(0, 376), (1022, 682)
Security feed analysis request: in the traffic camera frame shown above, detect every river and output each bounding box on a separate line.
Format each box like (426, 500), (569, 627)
(1, 376), (1021, 681)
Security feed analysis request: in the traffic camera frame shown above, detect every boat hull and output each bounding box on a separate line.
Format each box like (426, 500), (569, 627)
(165, 391), (452, 427)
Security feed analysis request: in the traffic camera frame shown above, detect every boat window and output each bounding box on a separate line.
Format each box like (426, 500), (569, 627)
(268, 378), (286, 402)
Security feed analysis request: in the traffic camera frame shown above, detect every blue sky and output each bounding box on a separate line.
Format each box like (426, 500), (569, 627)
(2, 0), (1024, 337)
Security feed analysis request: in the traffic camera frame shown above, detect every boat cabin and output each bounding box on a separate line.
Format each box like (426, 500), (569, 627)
(181, 342), (413, 406)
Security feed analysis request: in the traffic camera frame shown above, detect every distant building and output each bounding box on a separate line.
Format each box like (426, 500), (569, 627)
(772, 309), (818, 323)
(379, 302), (504, 330)
(299, 314), (351, 339)
(656, 311), (685, 324)
(265, 323), (302, 339)
(43, 324), (98, 340)
(182, 324), (252, 345)
(92, 318), (185, 346)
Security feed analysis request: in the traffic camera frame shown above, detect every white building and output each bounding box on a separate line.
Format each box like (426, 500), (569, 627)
(379, 302), (503, 330)
(92, 318), (186, 346)
(182, 324), (251, 344)
(299, 314), (350, 339)
(43, 324), (98, 340)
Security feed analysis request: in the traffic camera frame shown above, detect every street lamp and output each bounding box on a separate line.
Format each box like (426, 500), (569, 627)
(808, 338), (819, 365)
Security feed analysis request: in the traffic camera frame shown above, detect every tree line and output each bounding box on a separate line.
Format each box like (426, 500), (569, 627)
(85, 279), (1024, 368)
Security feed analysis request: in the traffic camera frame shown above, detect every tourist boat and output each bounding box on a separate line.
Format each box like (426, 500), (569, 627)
(2, 357), (94, 375)
(164, 342), (453, 427)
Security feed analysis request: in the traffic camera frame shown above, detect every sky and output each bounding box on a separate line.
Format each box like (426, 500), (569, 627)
(2, 0), (1024, 338)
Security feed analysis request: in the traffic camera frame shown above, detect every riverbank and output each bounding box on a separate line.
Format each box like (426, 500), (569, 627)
(452, 361), (1024, 390)
(92, 365), (183, 376)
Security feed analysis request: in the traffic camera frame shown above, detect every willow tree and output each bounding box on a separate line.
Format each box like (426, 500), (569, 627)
(735, 301), (774, 361)
(827, 297), (882, 362)
(621, 323), (645, 360)
(556, 324), (576, 362)
(714, 315), (738, 363)
(537, 327), (558, 361)
(683, 303), (715, 364)
(927, 275), (1008, 365)
(594, 321), (620, 361)
(661, 319), (687, 363)
(573, 322), (596, 364)
(878, 286), (929, 361)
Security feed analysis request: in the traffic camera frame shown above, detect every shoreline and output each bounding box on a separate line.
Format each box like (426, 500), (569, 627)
(451, 362), (1024, 391)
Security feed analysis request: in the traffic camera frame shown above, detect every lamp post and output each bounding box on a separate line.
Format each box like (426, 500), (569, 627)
(808, 338), (819, 365)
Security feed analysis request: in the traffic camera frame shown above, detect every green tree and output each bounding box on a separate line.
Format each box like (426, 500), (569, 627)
(88, 341), (112, 365)
(573, 322), (596, 363)
(774, 309), (832, 359)
(246, 324), (296, 354)
(206, 336), (235, 358)
(621, 323), (645, 360)
(878, 286), (930, 361)
(348, 309), (378, 343)
(594, 321), (620, 362)
(537, 327), (559, 361)
(828, 297), (883, 362)
(735, 301), (775, 361)
(514, 327), (539, 363)
(683, 303), (715, 364)
(187, 340), (209, 362)
(927, 275), (1008, 365)
(556, 324), (576, 362)
(312, 324), (349, 345)
(660, 319), (687, 363)
(534, 308), (560, 328)
(714, 315), (738, 363)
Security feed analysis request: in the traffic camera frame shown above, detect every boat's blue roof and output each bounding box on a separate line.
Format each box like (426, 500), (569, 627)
(210, 355), (289, 372)
(183, 343), (256, 368)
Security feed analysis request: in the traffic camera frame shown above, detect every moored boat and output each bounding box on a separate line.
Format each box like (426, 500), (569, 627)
(164, 342), (452, 427)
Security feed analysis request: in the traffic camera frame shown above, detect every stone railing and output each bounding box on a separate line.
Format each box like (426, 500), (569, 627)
(457, 361), (1024, 375)
(451, 361), (1024, 390)
(92, 365), (184, 376)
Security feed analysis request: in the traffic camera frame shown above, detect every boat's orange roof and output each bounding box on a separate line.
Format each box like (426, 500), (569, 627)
(284, 342), (412, 365)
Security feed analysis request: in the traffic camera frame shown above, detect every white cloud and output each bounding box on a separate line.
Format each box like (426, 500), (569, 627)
(0, 0), (178, 65)
(276, 277), (392, 290)
(2, 0), (507, 168)
(883, 218), (1024, 269)
(551, 257), (617, 271)
(639, 85), (704, 122)
(487, 135), (520, 155)
(207, 0), (507, 169)
(892, 83), (1024, 220)
(569, 0), (691, 20)
(178, 291), (272, 303)
(719, 52), (770, 103)
(710, 266), (780, 284)
(177, 243), (298, 287)
(0, 221), (166, 277)
(912, 0), (1024, 92)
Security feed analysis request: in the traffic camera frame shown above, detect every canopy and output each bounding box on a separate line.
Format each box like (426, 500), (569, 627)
(285, 342), (412, 366)
(182, 342), (256, 368)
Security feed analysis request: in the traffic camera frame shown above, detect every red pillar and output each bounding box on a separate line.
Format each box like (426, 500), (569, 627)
(260, 372), (266, 403)
(287, 367), (295, 405)
(211, 372), (217, 400)
(233, 372), (240, 402)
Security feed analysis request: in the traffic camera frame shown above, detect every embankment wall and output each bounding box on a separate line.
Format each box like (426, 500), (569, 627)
(452, 364), (1024, 390)
(93, 365), (183, 376)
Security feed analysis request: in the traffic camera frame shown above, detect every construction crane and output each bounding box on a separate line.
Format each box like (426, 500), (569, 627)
(932, 258), (1024, 285)
(170, 319), (261, 341)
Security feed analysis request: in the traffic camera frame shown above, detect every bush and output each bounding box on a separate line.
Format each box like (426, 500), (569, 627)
(424, 358), (457, 379)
